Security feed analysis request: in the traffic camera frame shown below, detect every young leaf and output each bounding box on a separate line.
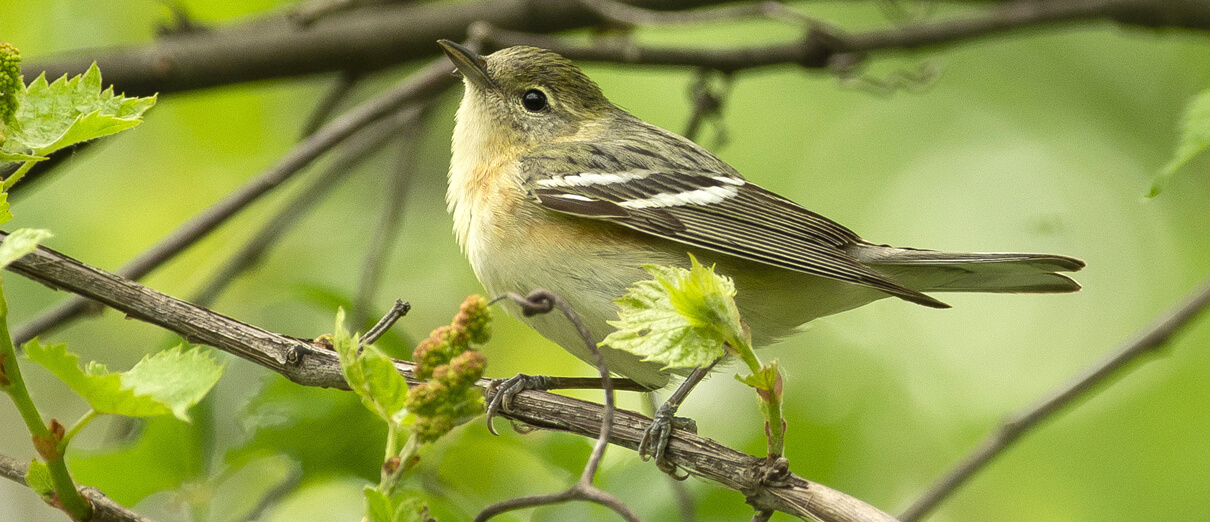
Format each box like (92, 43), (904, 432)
(334, 309), (409, 426)
(24, 459), (54, 500)
(602, 255), (746, 370)
(1151, 87), (1210, 197)
(24, 341), (224, 420)
(736, 362), (780, 394)
(0, 150), (45, 162)
(120, 345), (225, 422)
(2, 63), (156, 157)
(365, 487), (394, 522)
(364, 487), (430, 522)
(0, 228), (51, 269)
(0, 193), (12, 227)
(24, 340), (171, 417)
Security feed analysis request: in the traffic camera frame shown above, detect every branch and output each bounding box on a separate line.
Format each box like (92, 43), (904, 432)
(900, 274), (1210, 521)
(23, 0), (733, 96)
(25, 1), (1210, 97)
(473, 0), (1210, 75)
(300, 70), (363, 139)
(0, 453), (153, 522)
(0, 234), (898, 522)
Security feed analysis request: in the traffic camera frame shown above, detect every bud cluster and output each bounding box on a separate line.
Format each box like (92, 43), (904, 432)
(0, 42), (20, 129)
(407, 295), (491, 442)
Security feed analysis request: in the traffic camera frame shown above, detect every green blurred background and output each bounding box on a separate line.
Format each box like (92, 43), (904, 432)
(2, 1), (1209, 521)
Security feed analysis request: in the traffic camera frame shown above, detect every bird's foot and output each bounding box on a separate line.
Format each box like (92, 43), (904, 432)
(638, 402), (697, 476)
(484, 373), (553, 436)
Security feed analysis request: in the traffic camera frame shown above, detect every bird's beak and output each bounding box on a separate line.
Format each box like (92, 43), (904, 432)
(438, 40), (493, 90)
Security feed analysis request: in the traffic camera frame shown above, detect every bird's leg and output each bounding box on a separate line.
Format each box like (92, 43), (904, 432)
(484, 375), (650, 435)
(639, 358), (721, 474)
(483, 373), (550, 436)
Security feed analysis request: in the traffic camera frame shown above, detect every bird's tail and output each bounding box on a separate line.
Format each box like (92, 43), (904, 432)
(848, 244), (1085, 294)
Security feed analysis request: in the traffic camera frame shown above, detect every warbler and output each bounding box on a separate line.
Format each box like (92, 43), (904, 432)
(438, 42), (1083, 394)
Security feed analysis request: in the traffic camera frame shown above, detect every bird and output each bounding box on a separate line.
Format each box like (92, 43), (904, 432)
(437, 40), (1083, 466)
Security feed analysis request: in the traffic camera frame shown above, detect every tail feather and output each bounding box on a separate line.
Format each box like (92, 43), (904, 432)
(848, 244), (1085, 295)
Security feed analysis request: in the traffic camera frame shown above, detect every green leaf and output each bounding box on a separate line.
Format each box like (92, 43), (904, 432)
(227, 375), (385, 481)
(0, 228), (51, 269)
(24, 341), (224, 420)
(333, 309), (409, 426)
(0, 150), (45, 162)
(1151, 87), (1210, 197)
(38, 110), (141, 154)
(2, 63), (156, 157)
(24, 459), (54, 500)
(70, 416), (209, 506)
(121, 345), (225, 422)
(25, 339), (171, 417)
(364, 487), (429, 522)
(0, 192), (11, 227)
(365, 487), (394, 522)
(602, 255), (745, 370)
(736, 362), (780, 393)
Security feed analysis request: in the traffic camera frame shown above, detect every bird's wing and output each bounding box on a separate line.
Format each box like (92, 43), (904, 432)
(519, 143), (949, 308)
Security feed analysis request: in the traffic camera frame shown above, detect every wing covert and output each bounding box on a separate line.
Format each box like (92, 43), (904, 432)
(520, 142), (949, 308)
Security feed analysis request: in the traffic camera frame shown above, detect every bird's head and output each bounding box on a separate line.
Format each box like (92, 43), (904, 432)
(439, 41), (614, 149)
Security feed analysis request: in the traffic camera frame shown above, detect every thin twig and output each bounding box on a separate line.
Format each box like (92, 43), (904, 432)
(153, 0), (207, 37)
(237, 468), (303, 522)
(351, 105), (430, 327)
(476, 290), (639, 522)
(900, 274), (1210, 521)
(12, 59), (455, 344)
(580, 0), (805, 26)
(191, 107), (425, 308)
(750, 510), (774, 522)
(479, 0), (1210, 77)
(0, 453), (154, 522)
(473, 22), (845, 74)
(363, 299), (411, 345)
(288, 0), (357, 26)
(288, 0), (414, 27)
(682, 68), (731, 146)
(300, 71), (363, 139)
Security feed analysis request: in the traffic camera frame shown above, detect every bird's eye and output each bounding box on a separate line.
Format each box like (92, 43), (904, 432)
(522, 89), (547, 112)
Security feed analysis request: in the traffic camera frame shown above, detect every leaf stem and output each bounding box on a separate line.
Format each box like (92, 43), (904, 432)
(381, 424), (398, 486)
(2, 160), (36, 191)
(732, 337), (785, 459)
(0, 278), (91, 519)
(59, 409), (99, 454)
(380, 430), (419, 496)
(764, 374), (785, 459)
(732, 336), (761, 375)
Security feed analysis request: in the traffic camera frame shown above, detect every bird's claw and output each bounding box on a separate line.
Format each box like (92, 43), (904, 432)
(638, 403), (697, 476)
(484, 373), (551, 436)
